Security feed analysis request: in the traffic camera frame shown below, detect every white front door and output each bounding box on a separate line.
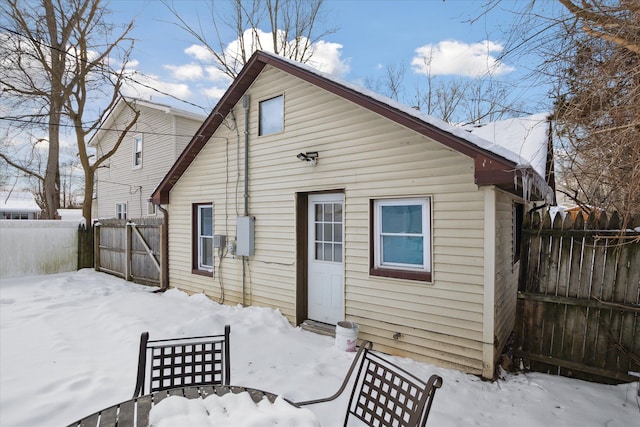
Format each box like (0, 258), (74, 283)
(307, 193), (344, 325)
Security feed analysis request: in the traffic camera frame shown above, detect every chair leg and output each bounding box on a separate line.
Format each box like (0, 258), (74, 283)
(224, 325), (231, 385)
(132, 332), (149, 398)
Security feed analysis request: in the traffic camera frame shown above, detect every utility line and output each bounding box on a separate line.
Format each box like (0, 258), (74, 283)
(0, 24), (212, 115)
(0, 116), (201, 139)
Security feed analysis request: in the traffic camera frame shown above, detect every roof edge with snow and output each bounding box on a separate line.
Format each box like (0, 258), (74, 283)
(151, 50), (554, 205)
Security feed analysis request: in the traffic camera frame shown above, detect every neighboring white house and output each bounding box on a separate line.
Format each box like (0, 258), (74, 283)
(151, 51), (555, 379)
(0, 191), (41, 220)
(89, 98), (205, 220)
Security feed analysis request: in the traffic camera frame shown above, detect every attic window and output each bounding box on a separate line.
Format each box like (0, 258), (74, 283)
(259, 95), (283, 136)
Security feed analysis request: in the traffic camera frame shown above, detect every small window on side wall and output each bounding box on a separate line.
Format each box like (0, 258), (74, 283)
(133, 135), (143, 169)
(116, 202), (127, 219)
(371, 197), (432, 282)
(147, 201), (157, 216)
(259, 95), (284, 136)
(193, 203), (213, 275)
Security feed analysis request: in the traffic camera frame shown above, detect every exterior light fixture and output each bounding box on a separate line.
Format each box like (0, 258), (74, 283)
(296, 151), (318, 166)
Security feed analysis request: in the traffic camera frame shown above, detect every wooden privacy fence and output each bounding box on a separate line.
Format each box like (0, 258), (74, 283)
(94, 218), (164, 287)
(515, 209), (640, 383)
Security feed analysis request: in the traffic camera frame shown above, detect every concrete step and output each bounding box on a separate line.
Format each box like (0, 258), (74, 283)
(301, 320), (336, 337)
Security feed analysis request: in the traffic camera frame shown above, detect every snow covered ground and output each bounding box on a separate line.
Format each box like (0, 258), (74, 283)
(0, 269), (638, 426)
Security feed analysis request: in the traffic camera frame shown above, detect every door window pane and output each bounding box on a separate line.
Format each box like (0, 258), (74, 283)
(334, 224), (342, 243)
(334, 203), (342, 222)
(313, 201), (343, 263)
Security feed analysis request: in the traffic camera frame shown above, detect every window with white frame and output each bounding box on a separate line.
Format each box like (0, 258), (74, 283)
(258, 95), (284, 136)
(371, 197), (432, 281)
(147, 201), (157, 216)
(133, 135), (143, 169)
(115, 202), (127, 219)
(193, 203), (213, 274)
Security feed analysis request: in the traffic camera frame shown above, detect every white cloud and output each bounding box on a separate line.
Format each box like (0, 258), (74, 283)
(203, 86), (227, 99)
(164, 63), (204, 81)
(183, 28), (350, 79)
(204, 66), (232, 84)
(185, 44), (216, 62)
(153, 28), (350, 105)
(306, 40), (350, 77)
(121, 71), (192, 101)
(412, 40), (514, 78)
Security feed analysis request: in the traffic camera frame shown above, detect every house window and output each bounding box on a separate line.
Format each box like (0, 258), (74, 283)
(193, 203), (213, 274)
(116, 202), (127, 219)
(5, 212), (29, 220)
(371, 198), (432, 282)
(513, 203), (524, 263)
(147, 201), (157, 216)
(258, 95), (283, 136)
(133, 135), (143, 169)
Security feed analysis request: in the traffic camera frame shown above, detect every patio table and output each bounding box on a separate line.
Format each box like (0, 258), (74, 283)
(66, 384), (299, 427)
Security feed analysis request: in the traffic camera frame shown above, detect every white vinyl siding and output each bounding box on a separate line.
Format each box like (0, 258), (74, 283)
(167, 66), (489, 375)
(93, 103), (204, 219)
(493, 190), (521, 363)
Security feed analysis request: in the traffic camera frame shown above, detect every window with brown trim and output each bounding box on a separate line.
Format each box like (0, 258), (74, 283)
(192, 202), (213, 276)
(370, 198), (432, 282)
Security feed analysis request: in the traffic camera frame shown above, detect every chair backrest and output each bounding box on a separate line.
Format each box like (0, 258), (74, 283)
(344, 347), (443, 427)
(132, 325), (230, 398)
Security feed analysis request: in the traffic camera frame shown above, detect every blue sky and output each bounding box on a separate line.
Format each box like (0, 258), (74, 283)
(108, 0), (560, 117)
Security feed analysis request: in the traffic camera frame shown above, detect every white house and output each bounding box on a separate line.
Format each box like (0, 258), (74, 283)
(0, 191), (41, 220)
(89, 98), (205, 220)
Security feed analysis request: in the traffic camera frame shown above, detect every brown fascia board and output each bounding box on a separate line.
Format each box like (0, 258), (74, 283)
(151, 51), (519, 205)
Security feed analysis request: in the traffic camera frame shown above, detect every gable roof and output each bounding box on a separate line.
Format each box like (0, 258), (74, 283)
(151, 50), (553, 205)
(88, 97), (206, 148)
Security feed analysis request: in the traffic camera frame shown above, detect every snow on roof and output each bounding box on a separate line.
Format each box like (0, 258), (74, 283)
(57, 209), (84, 223)
(462, 113), (550, 178)
(262, 51), (547, 176)
(0, 191), (41, 213)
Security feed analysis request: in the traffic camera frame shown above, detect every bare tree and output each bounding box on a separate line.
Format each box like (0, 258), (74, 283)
(477, 1), (640, 226)
(552, 1), (640, 224)
(0, 0), (139, 221)
(164, 0), (337, 79)
(370, 57), (526, 125)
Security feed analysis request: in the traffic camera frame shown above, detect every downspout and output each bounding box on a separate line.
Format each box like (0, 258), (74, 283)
(242, 95), (250, 306)
(157, 204), (169, 292)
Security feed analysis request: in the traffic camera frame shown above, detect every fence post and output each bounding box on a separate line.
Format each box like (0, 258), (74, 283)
(126, 221), (132, 281)
(94, 223), (101, 271)
(77, 224), (94, 269)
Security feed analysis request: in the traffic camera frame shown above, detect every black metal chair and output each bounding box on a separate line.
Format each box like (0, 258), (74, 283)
(132, 325), (230, 398)
(295, 341), (443, 427)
